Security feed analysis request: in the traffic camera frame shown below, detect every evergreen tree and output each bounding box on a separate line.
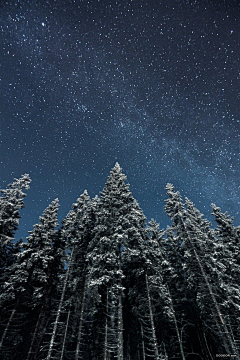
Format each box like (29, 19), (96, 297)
(1, 165), (240, 358)
(184, 197), (223, 358)
(0, 174), (31, 284)
(185, 198), (239, 357)
(211, 204), (240, 353)
(145, 219), (185, 360)
(25, 198), (65, 360)
(140, 219), (172, 360)
(164, 184), (190, 359)
(0, 174), (31, 359)
(165, 183), (238, 358)
(87, 163), (130, 360)
(59, 190), (94, 360)
(0, 198), (64, 359)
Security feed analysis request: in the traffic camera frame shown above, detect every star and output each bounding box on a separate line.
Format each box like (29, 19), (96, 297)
(0, 0), (239, 239)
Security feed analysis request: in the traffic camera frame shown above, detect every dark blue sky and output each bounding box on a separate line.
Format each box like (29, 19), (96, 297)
(0, 0), (240, 239)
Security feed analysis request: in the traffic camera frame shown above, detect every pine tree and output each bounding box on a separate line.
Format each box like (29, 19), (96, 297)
(211, 204), (240, 353)
(0, 174), (31, 359)
(87, 163), (131, 360)
(46, 190), (95, 360)
(165, 183), (237, 358)
(185, 198), (239, 357)
(2, 165), (240, 358)
(121, 201), (160, 360)
(145, 219), (184, 360)
(139, 219), (171, 360)
(64, 190), (94, 360)
(164, 184), (190, 359)
(0, 174), (31, 284)
(0, 198), (63, 359)
(183, 197), (223, 357)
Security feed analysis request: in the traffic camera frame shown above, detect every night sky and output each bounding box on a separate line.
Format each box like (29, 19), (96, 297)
(0, 0), (240, 240)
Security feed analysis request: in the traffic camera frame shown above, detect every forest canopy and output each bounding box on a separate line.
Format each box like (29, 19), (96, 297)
(0, 163), (239, 359)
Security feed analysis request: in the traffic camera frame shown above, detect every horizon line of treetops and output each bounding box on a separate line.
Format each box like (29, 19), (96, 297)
(0, 162), (239, 360)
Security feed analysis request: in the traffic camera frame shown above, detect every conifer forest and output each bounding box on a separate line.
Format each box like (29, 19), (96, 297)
(0, 163), (239, 360)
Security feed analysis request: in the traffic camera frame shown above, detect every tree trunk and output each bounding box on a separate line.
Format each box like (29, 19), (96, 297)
(185, 225), (238, 356)
(145, 272), (160, 360)
(75, 276), (88, 360)
(0, 302), (18, 349)
(117, 257), (124, 360)
(104, 289), (109, 360)
(26, 303), (46, 360)
(166, 284), (186, 360)
(193, 244), (235, 353)
(117, 290), (124, 360)
(141, 323), (146, 360)
(47, 247), (74, 360)
(60, 309), (71, 360)
(203, 330), (214, 360)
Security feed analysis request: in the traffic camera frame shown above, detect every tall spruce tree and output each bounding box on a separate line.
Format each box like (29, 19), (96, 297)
(0, 174), (31, 359)
(0, 198), (64, 360)
(165, 183), (238, 358)
(211, 204), (240, 353)
(53, 190), (94, 360)
(121, 199), (148, 360)
(185, 198), (239, 357)
(145, 219), (185, 360)
(87, 163), (131, 360)
(1, 165), (240, 358)
(139, 219), (172, 360)
(0, 174), (31, 284)
(164, 184), (190, 358)
(184, 197), (224, 358)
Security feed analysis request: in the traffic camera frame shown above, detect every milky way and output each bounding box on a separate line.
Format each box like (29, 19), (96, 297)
(0, 0), (240, 238)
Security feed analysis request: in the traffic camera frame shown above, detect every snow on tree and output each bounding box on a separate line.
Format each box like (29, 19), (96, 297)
(0, 198), (64, 359)
(1, 166), (239, 359)
(87, 163), (131, 360)
(165, 183), (238, 357)
(58, 190), (94, 360)
(211, 204), (240, 354)
(0, 174), (31, 283)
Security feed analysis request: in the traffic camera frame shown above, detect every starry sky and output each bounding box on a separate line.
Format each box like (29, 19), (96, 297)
(0, 0), (240, 239)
